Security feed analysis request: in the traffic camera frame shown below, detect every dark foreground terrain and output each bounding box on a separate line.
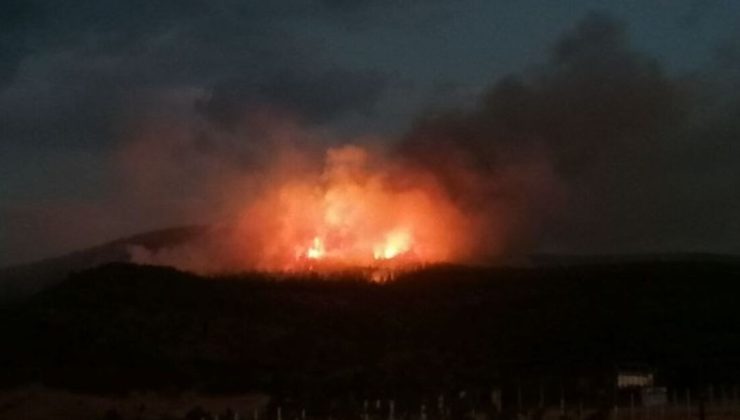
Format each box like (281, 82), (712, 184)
(2, 261), (740, 409)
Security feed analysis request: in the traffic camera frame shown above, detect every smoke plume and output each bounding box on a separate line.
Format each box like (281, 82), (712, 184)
(121, 12), (740, 271)
(6, 11), (740, 270)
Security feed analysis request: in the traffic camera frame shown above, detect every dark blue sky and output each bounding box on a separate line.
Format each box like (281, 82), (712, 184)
(2, 0), (740, 265)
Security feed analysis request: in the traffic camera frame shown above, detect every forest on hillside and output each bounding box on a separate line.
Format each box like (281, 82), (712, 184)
(2, 262), (740, 402)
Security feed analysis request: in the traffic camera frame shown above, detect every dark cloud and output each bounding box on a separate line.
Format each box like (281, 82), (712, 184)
(0, 0), (390, 154)
(198, 68), (388, 128)
(0, 0), (38, 88)
(679, 0), (717, 27)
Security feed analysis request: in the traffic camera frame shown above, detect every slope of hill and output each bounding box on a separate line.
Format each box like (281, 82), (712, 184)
(0, 226), (208, 301)
(3, 261), (740, 397)
(530, 253), (740, 266)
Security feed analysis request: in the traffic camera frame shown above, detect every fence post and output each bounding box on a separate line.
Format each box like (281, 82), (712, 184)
(491, 388), (502, 414)
(517, 383), (523, 412)
(539, 381), (545, 409)
(560, 385), (565, 417)
(614, 403), (619, 420)
(685, 389), (691, 420)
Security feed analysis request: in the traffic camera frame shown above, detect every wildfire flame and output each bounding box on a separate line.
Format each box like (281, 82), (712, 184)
(305, 237), (326, 260)
(373, 229), (412, 260)
(237, 145), (471, 273)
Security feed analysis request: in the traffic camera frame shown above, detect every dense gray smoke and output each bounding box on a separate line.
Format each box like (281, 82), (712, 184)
(397, 12), (740, 255)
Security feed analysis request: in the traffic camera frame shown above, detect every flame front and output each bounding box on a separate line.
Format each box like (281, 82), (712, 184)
(305, 237), (326, 260)
(373, 229), (412, 260)
(237, 145), (471, 272)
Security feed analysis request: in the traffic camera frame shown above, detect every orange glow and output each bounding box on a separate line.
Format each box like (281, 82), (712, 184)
(373, 228), (412, 260)
(235, 145), (472, 273)
(306, 237), (325, 259)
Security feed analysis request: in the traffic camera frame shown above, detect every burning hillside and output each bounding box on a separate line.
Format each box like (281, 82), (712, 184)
(127, 143), (479, 276)
(234, 145), (473, 273)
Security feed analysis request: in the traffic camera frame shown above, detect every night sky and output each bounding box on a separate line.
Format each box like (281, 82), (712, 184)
(2, 0), (740, 266)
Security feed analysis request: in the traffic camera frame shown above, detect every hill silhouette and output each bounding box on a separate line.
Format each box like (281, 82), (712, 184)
(3, 261), (740, 399)
(0, 226), (208, 301)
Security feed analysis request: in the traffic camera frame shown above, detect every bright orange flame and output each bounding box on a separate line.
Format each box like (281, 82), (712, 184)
(373, 228), (412, 260)
(306, 236), (325, 259)
(237, 145), (471, 272)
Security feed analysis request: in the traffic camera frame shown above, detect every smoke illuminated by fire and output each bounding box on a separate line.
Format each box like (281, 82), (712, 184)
(120, 111), (558, 276)
(123, 119), (559, 277)
(234, 145), (472, 272)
